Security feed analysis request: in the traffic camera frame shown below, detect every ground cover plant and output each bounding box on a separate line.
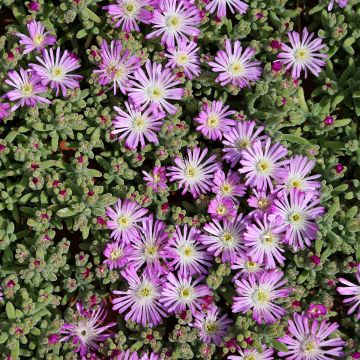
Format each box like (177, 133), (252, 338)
(0, 0), (360, 359)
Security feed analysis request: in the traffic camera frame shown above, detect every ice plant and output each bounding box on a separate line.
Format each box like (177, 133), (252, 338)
(239, 138), (288, 191)
(231, 254), (265, 280)
(328, 0), (348, 10)
(200, 213), (248, 263)
(212, 170), (246, 202)
(93, 40), (140, 95)
(209, 39), (262, 87)
(195, 100), (236, 140)
(4, 68), (50, 111)
(337, 272), (360, 319)
(60, 303), (116, 357)
(105, 199), (149, 243)
(166, 225), (212, 276)
(222, 121), (265, 167)
(146, 0), (201, 48)
(103, 0), (155, 32)
(206, 0), (248, 18)
(271, 189), (325, 250)
(112, 102), (165, 149)
(16, 20), (56, 54)
(247, 189), (278, 218)
(103, 241), (131, 270)
(29, 48), (82, 96)
(278, 312), (345, 359)
(193, 306), (232, 346)
(165, 41), (201, 80)
(277, 27), (327, 79)
(127, 60), (184, 115)
(160, 273), (211, 313)
(142, 166), (167, 192)
(232, 270), (292, 324)
(228, 346), (274, 360)
(167, 146), (220, 198)
(112, 268), (167, 327)
(207, 195), (237, 221)
(0, 102), (11, 120)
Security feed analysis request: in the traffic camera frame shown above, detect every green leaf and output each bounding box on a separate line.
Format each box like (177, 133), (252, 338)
(282, 134), (309, 145)
(6, 302), (16, 320)
(0, 332), (9, 344)
(56, 208), (76, 218)
(76, 29), (88, 39)
(271, 340), (289, 353)
(11, 339), (19, 360)
(83, 7), (101, 23)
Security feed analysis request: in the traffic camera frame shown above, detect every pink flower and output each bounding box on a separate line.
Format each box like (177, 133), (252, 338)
(0, 103), (11, 120)
(212, 170), (246, 203)
(328, 0), (348, 11)
(337, 272), (360, 319)
(142, 166), (167, 192)
(209, 39), (262, 87)
(103, 241), (131, 270)
(207, 195), (236, 220)
(228, 345), (274, 360)
(206, 0), (248, 18)
(247, 189), (278, 218)
(307, 304), (327, 318)
(231, 253), (265, 280)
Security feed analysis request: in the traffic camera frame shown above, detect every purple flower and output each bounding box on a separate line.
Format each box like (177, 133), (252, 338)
(103, 241), (131, 270)
(247, 189), (278, 218)
(244, 214), (285, 269)
(115, 350), (140, 360)
(206, 0), (248, 18)
(328, 0), (348, 11)
(160, 273), (211, 314)
(307, 304), (327, 319)
(127, 60), (184, 115)
(277, 155), (321, 193)
(278, 312), (345, 359)
(337, 272), (360, 319)
(29, 48), (82, 96)
(167, 147), (220, 198)
(0, 102), (11, 120)
(104, 0), (155, 32)
(165, 41), (201, 79)
(200, 213), (248, 263)
(222, 121), (265, 167)
(271, 189), (325, 251)
(212, 170), (246, 202)
(231, 253), (265, 280)
(4, 68), (50, 111)
(232, 270), (292, 324)
(207, 195), (237, 220)
(112, 268), (167, 327)
(239, 138), (289, 191)
(106, 199), (149, 243)
(228, 345), (274, 360)
(16, 20), (56, 54)
(195, 100), (236, 140)
(277, 27), (327, 79)
(112, 102), (165, 149)
(93, 40), (140, 95)
(60, 303), (116, 357)
(146, 0), (201, 48)
(193, 306), (232, 346)
(142, 166), (167, 192)
(209, 39), (262, 87)
(166, 225), (212, 276)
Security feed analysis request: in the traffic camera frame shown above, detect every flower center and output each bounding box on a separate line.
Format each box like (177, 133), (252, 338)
(185, 165), (199, 179)
(290, 178), (302, 189)
(204, 321), (218, 334)
(51, 66), (63, 80)
(256, 159), (273, 175)
(238, 138), (250, 149)
(245, 261), (259, 271)
(244, 355), (257, 360)
(117, 215), (131, 229)
(180, 286), (192, 300)
(21, 83), (33, 97)
(221, 183), (232, 196)
(148, 85), (164, 102)
(221, 231), (235, 246)
(33, 33), (44, 45)
(261, 231), (275, 245)
(301, 336), (320, 356)
(175, 52), (189, 66)
(228, 61), (244, 76)
(258, 197), (269, 209)
(216, 205), (227, 216)
(253, 288), (270, 305)
(166, 15), (181, 30)
(133, 115), (146, 130)
(206, 114), (219, 128)
(289, 211), (303, 224)
(145, 243), (158, 258)
(295, 47), (310, 62)
(110, 248), (123, 260)
(114, 65), (126, 79)
(137, 285), (153, 298)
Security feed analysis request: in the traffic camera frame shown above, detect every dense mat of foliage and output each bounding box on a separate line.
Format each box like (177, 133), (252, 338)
(0, 0), (360, 359)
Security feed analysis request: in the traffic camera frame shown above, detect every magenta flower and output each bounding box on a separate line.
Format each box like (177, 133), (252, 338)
(112, 102), (165, 149)
(209, 40), (262, 87)
(232, 270), (292, 324)
(140, 353), (161, 360)
(60, 303), (116, 357)
(222, 121), (265, 167)
(231, 253), (265, 280)
(0, 102), (11, 120)
(271, 189), (325, 251)
(337, 272), (360, 319)
(195, 101), (236, 140)
(277, 27), (327, 79)
(307, 304), (327, 319)
(200, 213), (248, 263)
(277, 155), (321, 193)
(212, 170), (246, 203)
(228, 346), (274, 360)
(146, 0), (201, 48)
(239, 138), (289, 191)
(29, 48), (82, 96)
(127, 60), (184, 115)
(193, 306), (232, 346)
(165, 41), (201, 79)
(206, 0), (248, 18)
(247, 189), (278, 218)
(278, 312), (345, 359)
(166, 225), (212, 276)
(103, 241), (131, 270)
(4, 68), (50, 111)
(160, 273), (211, 314)
(142, 166), (167, 192)
(207, 195), (237, 221)
(103, 0), (155, 32)
(115, 350), (140, 360)
(105, 199), (149, 243)
(167, 147), (220, 198)
(244, 215), (285, 269)
(328, 0), (348, 10)
(93, 40), (140, 95)
(112, 268), (167, 327)
(16, 20), (56, 54)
